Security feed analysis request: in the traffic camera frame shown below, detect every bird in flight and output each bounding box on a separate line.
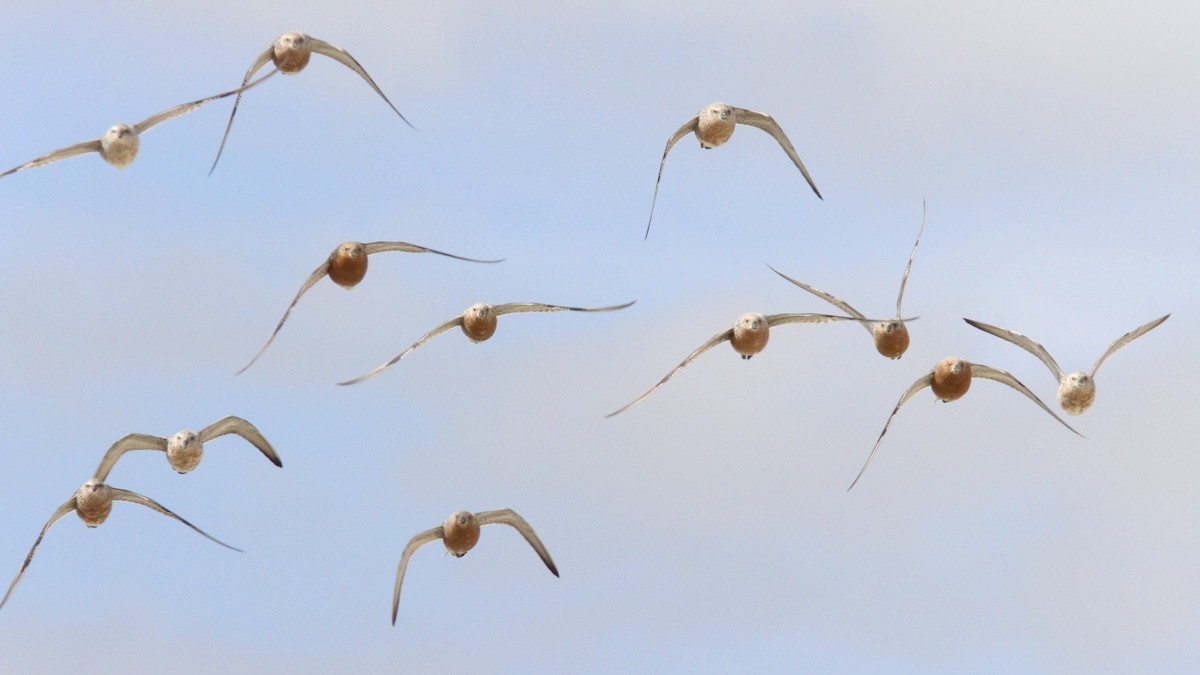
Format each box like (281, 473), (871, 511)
(848, 356), (1082, 490)
(963, 314), (1169, 415)
(339, 300), (635, 385)
(391, 509), (558, 625)
(209, 31), (413, 174)
(93, 416), (281, 479)
(644, 102), (822, 238)
(0, 478), (239, 611)
(0, 70), (277, 179)
(606, 311), (885, 417)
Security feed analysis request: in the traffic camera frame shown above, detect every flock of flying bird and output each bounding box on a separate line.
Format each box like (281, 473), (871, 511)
(0, 30), (1171, 628)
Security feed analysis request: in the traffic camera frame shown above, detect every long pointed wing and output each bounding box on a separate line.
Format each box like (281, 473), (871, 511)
(492, 300), (635, 316)
(971, 364), (1081, 436)
(93, 433), (168, 482)
(0, 498), (77, 611)
(962, 318), (1065, 381)
(208, 45), (275, 175)
(308, 37), (413, 128)
(606, 328), (734, 417)
(236, 259), (331, 375)
(134, 69), (279, 134)
(644, 116), (698, 239)
(764, 312), (870, 328)
(896, 200), (926, 316)
(1091, 314), (1170, 376)
(476, 509), (559, 577)
(391, 527), (443, 625)
(847, 373), (934, 490)
(338, 316), (465, 385)
(767, 264), (872, 334)
(109, 488), (242, 552)
(732, 107), (822, 199)
(198, 416), (282, 468)
(362, 241), (503, 263)
(0, 140), (101, 179)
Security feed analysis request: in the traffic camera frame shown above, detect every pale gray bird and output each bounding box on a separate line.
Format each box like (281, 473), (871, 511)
(645, 102), (822, 238)
(209, 31), (413, 174)
(94, 416), (281, 480)
(0, 70), (277, 179)
(963, 314), (1170, 415)
(391, 509), (558, 625)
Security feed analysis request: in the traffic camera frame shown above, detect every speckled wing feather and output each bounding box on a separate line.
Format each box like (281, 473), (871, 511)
(391, 526), (444, 625)
(476, 509), (559, 578)
(732, 107), (822, 199)
(363, 241), (503, 263)
(134, 69), (278, 134)
(236, 259), (332, 375)
(848, 372), (934, 490)
(93, 433), (168, 482)
(307, 37), (413, 128)
(606, 328), (734, 418)
(492, 300), (635, 316)
(1090, 314), (1169, 376)
(767, 264), (873, 335)
(109, 488), (242, 552)
(208, 46), (275, 175)
(644, 115), (699, 239)
(970, 364), (1080, 436)
(963, 319), (1066, 382)
(338, 315), (466, 385)
(764, 312), (868, 328)
(0, 140), (102, 179)
(896, 201), (926, 317)
(0, 498), (77, 611)
(198, 416), (282, 468)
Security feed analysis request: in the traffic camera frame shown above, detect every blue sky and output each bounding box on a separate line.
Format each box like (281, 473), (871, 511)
(0, 1), (1197, 673)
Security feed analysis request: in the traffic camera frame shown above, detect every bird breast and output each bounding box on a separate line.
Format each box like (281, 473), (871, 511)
(74, 484), (114, 527)
(272, 34), (312, 73)
(931, 357), (972, 402)
(166, 436), (203, 473)
(327, 247), (369, 288)
(441, 513), (481, 556)
(1058, 372), (1096, 415)
(461, 308), (498, 342)
(695, 110), (736, 149)
(99, 127), (140, 168)
(872, 321), (910, 359)
(730, 315), (769, 357)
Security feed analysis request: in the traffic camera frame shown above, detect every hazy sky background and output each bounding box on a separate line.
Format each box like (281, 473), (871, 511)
(0, 1), (1197, 673)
